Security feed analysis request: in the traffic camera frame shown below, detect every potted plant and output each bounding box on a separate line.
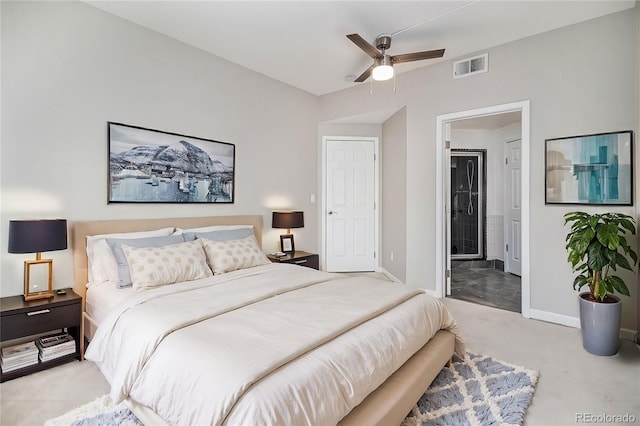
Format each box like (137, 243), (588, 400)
(564, 211), (638, 356)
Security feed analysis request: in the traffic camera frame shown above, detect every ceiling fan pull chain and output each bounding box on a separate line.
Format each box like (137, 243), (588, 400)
(393, 72), (397, 93)
(370, 77), (373, 96)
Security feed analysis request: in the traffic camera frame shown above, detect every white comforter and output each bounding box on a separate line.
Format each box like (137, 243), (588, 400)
(86, 263), (464, 426)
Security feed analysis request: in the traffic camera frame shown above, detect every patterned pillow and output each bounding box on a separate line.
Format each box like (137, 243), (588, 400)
(107, 235), (186, 288)
(201, 235), (270, 274)
(122, 240), (212, 290)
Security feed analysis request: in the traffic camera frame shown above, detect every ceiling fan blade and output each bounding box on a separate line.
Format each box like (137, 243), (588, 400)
(353, 65), (373, 83)
(391, 49), (445, 64)
(347, 34), (381, 59)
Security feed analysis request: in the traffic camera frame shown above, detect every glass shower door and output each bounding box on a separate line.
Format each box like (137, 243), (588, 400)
(450, 151), (484, 259)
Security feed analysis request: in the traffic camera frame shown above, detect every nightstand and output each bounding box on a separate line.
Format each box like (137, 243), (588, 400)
(267, 251), (319, 270)
(0, 289), (81, 382)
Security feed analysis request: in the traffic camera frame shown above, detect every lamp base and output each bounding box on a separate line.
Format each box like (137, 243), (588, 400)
(23, 255), (54, 302)
(23, 291), (55, 302)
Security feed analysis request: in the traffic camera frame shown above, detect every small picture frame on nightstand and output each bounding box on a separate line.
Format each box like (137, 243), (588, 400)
(280, 234), (294, 253)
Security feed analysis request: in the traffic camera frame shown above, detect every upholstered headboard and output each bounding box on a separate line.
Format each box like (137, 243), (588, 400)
(71, 215), (264, 300)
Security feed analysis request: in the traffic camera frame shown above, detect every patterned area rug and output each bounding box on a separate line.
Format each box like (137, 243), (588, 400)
(402, 353), (539, 426)
(45, 353), (538, 426)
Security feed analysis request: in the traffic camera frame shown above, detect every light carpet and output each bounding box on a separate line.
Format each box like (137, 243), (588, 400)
(45, 352), (538, 426)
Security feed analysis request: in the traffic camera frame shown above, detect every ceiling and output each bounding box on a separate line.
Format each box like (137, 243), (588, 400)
(86, 1), (634, 96)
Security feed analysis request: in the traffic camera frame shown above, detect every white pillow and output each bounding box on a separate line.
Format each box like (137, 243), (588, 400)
(122, 240), (212, 291)
(172, 225), (253, 235)
(201, 235), (270, 275)
(86, 227), (174, 284)
(88, 239), (119, 285)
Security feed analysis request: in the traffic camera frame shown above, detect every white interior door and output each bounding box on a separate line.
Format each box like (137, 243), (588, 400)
(505, 139), (522, 276)
(325, 139), (376, 272)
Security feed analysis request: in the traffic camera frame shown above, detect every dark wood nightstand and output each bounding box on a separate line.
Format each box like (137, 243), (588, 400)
(267, 251), (319, 270)
(0, 289), (81, 382)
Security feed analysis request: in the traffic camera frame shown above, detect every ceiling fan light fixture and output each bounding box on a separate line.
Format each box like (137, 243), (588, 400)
(372, 55), (394, 81)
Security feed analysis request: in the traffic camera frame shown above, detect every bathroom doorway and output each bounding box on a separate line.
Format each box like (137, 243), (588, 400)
(447, 113), (522, 313)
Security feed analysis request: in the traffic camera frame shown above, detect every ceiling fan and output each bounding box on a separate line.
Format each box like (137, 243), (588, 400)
(347, 33), (445, 82)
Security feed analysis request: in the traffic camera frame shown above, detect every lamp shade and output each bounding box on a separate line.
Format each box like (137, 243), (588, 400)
(272, 211), (304, 229)
(8, 219), (68, 254)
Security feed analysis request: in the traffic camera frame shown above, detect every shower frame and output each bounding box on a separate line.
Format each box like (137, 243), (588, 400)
(450, 149), (486, 260)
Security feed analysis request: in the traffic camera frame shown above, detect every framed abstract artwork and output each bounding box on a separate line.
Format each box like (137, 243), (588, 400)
(108, 122), (235, 204)
(545, 130), (633, 205)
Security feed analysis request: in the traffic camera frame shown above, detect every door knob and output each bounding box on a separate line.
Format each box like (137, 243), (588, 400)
(328, 211), (337, 215)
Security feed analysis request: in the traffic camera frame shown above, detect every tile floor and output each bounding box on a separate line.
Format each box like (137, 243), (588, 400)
(449, 260), (521, 312)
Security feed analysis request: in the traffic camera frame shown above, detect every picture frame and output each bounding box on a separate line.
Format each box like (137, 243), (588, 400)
(545, 130), (633, 205)
(280, 234), (295, 254)
(108, 122), (235, 203)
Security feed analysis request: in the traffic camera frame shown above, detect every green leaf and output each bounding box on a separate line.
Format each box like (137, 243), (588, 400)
(596, 223), (619, 250)
(599, 277), (614, 295)
(618, 236), (629, 249)
(609, 275), (630, 296)
(619, 217), (637, 234)
(573, 275), (588, 290)
(587, 243), (608, 271)
(615, 252), (632, 271)
(603, 250), (617, 268)
(564, 211), (588, 221)
(588, 215), (600, 230)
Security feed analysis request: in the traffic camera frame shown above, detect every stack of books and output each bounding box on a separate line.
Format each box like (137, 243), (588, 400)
(36, 333), (76, 362)
(1, 341), (39, 373)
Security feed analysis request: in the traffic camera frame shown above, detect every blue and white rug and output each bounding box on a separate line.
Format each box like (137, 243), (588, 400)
(46, 353), (538, 426)
(402, 352), (539, 426)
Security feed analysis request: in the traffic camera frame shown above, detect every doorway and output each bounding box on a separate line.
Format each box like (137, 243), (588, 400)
(435, 101), (531, 318)
(321, 136), (379, 272)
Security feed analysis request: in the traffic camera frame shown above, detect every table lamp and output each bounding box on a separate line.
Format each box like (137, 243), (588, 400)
(8, 219), (67, 301)
(272, 211), (304, 253)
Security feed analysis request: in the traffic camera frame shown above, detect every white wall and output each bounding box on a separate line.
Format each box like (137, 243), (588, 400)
(0, 1), (319, 296)
(319, 9), (639, 330)
(381, 108), (407, 281)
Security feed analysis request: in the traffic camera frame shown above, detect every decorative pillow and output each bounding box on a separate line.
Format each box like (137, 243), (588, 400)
(86, 227), (174, 284)
(106, 235), (185, 288)
(182, 227), (254, 242)
(122, 240), (212, 291)
(201, 235), (270, 275)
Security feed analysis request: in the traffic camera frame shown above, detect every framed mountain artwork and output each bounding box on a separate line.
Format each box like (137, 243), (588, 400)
(107, 122), (235, 204)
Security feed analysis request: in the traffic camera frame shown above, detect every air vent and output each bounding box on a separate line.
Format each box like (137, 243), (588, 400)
(453, 53), (488, 79)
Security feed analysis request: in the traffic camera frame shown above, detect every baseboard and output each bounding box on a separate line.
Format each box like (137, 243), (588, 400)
(376, 268), (440, 297)
(529, 309), (580, 328)
(620, 328), (637, 341)
(530, 309), (638, 341)
(376, 267), (403, 284)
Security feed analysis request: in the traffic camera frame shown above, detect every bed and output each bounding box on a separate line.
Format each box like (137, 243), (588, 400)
(72, 215), (464, 426)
